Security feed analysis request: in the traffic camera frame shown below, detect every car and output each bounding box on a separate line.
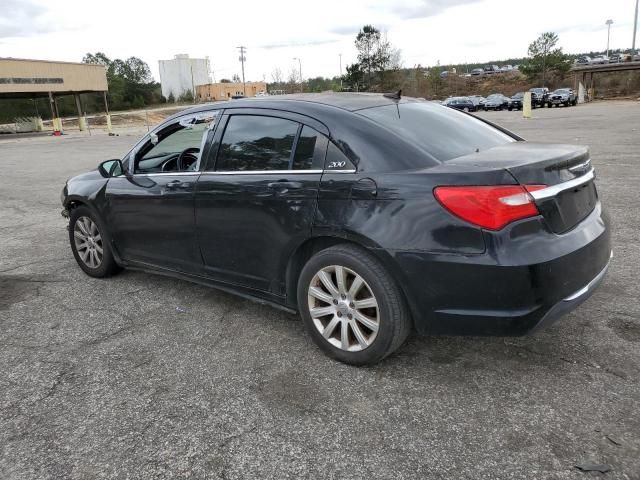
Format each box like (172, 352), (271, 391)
(508, 92), (525, 110)
(483, 93), (510, 110)
(468, 95), (486, 109)
(500, 65), (514, 72)
(608, 53), (623, 63)
(443, 96), (476, 112)
(484, 65), (501, 75)
(590, 55), (609, 65)
(470, 68), (484, 76)
(440, 70), (449, 79)
(547, 88), (577, 107)
(575, 56), (591, 65)
(528, 87), (549, 108)
(61, 93), (612, 365)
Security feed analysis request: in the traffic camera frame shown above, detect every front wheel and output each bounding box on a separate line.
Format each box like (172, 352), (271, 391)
(297, 245), (411, 365)
(69, 206), (120, 278)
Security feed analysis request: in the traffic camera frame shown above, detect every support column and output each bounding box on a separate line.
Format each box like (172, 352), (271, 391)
(103, 91), (113, 135)
(74, 94), (87, 131)
(49, 91), (62, 135)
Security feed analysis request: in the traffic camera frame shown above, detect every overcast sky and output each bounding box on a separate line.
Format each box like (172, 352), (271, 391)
(1, 0), (637, 82)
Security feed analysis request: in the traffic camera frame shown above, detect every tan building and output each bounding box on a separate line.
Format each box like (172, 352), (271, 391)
(0, 57), (109, 132)
(196, 81), (267, 101)
(0, 57), (107, 96)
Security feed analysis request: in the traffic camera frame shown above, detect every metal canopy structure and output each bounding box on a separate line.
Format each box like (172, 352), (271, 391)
(0, 57), (109, 132)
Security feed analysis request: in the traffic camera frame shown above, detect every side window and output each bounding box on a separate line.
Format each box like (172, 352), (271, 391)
(325, 142), (356, 171)
(134, 112), (218, 174)
(215, 115), (298, 172)
(292, 126), (328, 170)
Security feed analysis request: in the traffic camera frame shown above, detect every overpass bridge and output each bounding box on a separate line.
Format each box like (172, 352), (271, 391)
(571, 61), (640, 102)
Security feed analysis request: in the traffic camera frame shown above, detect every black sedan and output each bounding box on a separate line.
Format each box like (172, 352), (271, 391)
(443, 96), (476, 112)
(61, 93), (611, 365)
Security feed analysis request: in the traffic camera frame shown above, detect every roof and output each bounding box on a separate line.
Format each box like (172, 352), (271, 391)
(262, 92), (418, 111)
(177, 92), (418, 116)
(0, 57), (103, 67)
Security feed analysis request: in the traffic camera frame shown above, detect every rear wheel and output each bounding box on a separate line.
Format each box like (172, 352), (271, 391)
(69, 206), (120, 278)
(297, 245), (411, 365)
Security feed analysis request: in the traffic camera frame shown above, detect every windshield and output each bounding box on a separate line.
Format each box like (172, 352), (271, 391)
(358, 102), (515, 162)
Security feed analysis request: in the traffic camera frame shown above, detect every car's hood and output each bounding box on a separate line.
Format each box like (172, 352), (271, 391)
(67, 168), (103, 184)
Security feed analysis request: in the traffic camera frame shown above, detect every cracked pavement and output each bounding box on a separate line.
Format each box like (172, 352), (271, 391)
(1, 102), (639, 479)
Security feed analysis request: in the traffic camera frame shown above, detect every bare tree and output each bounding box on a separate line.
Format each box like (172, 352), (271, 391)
(271, 67), (283, 84)
(287, 67), (299, 93)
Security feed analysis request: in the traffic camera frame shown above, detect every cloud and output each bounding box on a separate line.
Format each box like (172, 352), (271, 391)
(328, 25), (361, 36)
(257, 38), (341, 50)
(391, 0), (483, 19)
(0, 0), (52, 38)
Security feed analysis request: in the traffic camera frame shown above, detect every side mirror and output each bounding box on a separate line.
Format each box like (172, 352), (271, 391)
(99, 159), (124, 178)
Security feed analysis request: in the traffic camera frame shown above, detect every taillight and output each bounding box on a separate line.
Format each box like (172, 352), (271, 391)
(433, 185), (546, 230)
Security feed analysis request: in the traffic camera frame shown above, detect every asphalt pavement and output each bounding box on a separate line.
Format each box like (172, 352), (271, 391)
(0, 101), (638, 479)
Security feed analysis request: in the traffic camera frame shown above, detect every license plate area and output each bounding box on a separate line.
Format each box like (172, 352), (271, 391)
(537, 181), (598, 233)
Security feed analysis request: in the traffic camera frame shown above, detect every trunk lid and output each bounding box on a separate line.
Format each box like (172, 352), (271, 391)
(442, 142), (597, 233)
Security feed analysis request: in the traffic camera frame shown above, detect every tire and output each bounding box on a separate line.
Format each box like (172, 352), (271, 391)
(69, 205), (120, 278)
(297, 244), (411, 365)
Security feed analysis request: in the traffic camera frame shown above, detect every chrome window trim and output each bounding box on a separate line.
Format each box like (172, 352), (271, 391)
(529, 169), (595, 200)
(200, 169), (357, 175)
(202, 170), (323, 175)
(132, 172), (201, 177)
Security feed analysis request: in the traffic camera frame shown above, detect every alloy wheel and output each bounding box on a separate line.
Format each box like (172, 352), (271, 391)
(73, 216), (103, 269)
(307, 265), (380, 352)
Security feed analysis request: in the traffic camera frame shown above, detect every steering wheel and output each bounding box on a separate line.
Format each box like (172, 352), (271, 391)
(177, 147), (200, 171)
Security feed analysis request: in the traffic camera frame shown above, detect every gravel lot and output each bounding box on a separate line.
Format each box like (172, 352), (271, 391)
(1, 101), (639, 479)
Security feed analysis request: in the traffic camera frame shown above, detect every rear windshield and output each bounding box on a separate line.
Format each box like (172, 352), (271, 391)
(358, 102), (515, 162)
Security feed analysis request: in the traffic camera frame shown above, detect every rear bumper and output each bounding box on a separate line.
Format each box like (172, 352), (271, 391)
(392, 202), (611, 336)
(531, 253), (611, 332)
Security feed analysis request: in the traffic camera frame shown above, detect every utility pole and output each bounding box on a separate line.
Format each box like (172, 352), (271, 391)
(606, 19), (613, 57)
(633, 0), (639, 55)
(293, 57), (302, 93)
(190, 65), (196, 103)
(339, 53), (343, 90)
(237, 46), (247, 96)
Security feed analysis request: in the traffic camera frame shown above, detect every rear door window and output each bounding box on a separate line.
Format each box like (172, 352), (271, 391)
(358, 102), (514, 162)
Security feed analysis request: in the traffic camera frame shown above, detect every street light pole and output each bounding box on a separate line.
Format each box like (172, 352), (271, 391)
(606, 19), (613, 57)
(633, 0), (639, 55)
(339, 53), (343, 90)
(237, 46), (247, 96)
(293, 57), (302, 93)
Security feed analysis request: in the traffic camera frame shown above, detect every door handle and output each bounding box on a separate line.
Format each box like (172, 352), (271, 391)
(166, 179), (187, 189)
(267, 180), (303, 192)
